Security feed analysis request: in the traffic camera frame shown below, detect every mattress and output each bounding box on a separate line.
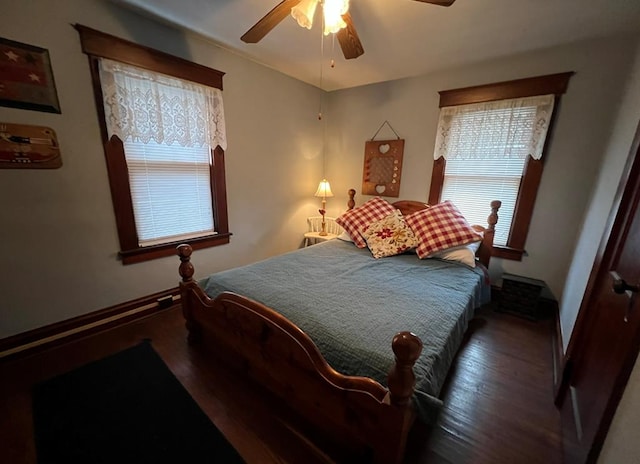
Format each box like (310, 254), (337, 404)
(200, 239), (490, 423)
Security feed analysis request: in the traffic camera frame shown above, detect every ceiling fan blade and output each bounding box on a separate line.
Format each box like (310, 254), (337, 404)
(413, 0), (456, 6)
(241, 0), (302, 43)
(337, 12), (364, 60)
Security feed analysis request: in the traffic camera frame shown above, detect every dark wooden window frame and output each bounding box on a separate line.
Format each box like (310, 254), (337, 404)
(75, 25), (230, 265)
(428, 72), (574, 261)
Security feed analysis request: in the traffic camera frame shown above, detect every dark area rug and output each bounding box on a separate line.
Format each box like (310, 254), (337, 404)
(32, 340), (245, 464)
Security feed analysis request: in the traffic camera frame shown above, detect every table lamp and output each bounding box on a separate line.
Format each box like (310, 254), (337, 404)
(314, 179), (334, 235)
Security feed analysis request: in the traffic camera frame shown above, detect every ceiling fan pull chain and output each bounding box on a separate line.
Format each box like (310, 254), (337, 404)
(318, 11), (324, 120)
(331, 34), (336, 68)
(370, 121), (401, 141)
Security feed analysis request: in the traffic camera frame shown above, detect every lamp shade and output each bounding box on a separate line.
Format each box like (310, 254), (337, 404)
(291, 0), (318, 30)
(291, 0), (349, 35)
(322, 0), (349, 35)
(314, 179), (334, 198)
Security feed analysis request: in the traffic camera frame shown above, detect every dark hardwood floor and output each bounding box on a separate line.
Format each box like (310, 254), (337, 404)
(0, 303), (563, 464)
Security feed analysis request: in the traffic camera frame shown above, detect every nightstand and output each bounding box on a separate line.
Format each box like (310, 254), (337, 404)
(498, 273), (546, 321)
(304, 231), (338, 247)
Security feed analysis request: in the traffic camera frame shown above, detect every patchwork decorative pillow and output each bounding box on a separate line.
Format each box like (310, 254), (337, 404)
(336, 197), (396, 248)
(405, 200), (483, 259)
(430, 240), (481, 267)
(361, 210), (420, 259)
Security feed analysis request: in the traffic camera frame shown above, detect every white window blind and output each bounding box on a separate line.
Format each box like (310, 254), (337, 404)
(98, 58), (227, 247)
(434, 95), (555, 246)
(441, 157), (525, 246)
(124, 140), (214, 246)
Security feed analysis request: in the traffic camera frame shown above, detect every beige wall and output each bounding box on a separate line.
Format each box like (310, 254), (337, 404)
(595, 43), (640, 464)
(0, 0), (324, 338)
(325, 35), (637, 305)
(560, 40), (640, 350)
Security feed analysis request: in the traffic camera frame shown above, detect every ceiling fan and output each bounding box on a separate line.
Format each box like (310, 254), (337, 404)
(241, 0), (456, 60)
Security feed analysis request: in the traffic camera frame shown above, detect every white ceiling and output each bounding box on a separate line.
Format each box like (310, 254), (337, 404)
(113, 0), (640, 91)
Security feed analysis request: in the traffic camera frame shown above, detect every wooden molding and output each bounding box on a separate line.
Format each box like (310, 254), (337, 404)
(105, 135), (138, 251)
(509, 158), (544, 250)
(428, 157), (445, 205)
(438, 72), (574, 107)
(211, 146), (230, 234)
(120, 233), (231, 265)
(0, 288), (180, 360)
(552, 303), (565, 399)
(491, 246), (524, 261)
(74, 24), (224, 90)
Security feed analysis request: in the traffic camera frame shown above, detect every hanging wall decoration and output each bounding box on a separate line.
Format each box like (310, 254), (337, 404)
(0, 37), (61, 114)
(0, 122), (62, 168)
(362, 121), (404, 197)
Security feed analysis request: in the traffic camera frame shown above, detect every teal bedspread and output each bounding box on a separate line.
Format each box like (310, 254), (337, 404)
(200, 240), (490, 423)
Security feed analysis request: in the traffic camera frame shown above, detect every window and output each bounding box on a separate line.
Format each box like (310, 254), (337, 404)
(428, 73), (573, 260)
(76, 25), (230, 264)
(122, 140), (214, 247)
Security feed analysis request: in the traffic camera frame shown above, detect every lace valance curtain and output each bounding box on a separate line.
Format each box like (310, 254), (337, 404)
(433, 94), (555, 161)
(98, 58), (227, 151)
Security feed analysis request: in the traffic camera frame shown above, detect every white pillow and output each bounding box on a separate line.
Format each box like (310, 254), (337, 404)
(430, 240), (481, 267)
(337, 231), (353, 242)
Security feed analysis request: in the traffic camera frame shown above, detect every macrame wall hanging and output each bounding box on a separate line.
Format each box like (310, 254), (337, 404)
(362, 121), (404, 197)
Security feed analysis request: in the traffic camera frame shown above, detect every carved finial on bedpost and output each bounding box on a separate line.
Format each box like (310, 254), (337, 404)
(388, 332), (423, 407)
(177, 244), (195, 282)
(488, 200), (502, 232)
(347, 189), (356, 210)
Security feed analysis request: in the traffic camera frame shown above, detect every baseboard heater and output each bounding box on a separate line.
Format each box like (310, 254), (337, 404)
(0, 288), (181, 360)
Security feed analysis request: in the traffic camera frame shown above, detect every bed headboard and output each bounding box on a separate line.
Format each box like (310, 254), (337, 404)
(345, 189), (501, 268)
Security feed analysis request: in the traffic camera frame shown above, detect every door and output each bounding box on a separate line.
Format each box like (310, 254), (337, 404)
(558, 122), (640, 464)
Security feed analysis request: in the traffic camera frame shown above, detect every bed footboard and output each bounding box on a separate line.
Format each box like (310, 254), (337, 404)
(177, 244), (423, 464)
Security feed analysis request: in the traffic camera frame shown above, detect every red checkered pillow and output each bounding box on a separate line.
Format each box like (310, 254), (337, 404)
(404, 200), (483, 259)
(336, 197), (396, 248)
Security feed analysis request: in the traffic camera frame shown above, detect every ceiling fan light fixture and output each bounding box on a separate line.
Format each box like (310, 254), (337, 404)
(291, 0), (318, 30)
(291, 0), (349, 35)
(322, 0), (349, 35)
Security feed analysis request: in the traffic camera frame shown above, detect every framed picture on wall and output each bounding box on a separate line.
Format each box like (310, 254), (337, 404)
(0, 122), (62, 169)
(362, 139), (404, 197)
(0, 37), (61, 114)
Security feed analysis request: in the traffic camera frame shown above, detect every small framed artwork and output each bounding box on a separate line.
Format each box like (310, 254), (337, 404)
(0, 122), (62, 168)
(362, 139), (405, 197)
(0, 37), (61, 114)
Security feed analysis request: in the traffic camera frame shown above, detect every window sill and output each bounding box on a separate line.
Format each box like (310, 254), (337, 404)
(492, 245), (525, 261)
(119, 232), (231, 265)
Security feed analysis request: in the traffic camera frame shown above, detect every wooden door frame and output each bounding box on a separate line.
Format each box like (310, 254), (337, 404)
(556, 120), (640, 462)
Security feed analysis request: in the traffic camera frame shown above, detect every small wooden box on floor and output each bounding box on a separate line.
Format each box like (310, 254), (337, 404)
(498, 273), (546, 321)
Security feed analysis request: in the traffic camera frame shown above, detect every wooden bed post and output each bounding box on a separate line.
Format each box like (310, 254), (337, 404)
(487, 200), (501, 236)
(176, 244), (202, 344)
(177, 244), (194, 283)
(370, 331), (423, 464)
(388, 331), (423, 407)
(347, 188), (356, 210)
(480, 199), (501, 252)
(476, 200), (502, 268)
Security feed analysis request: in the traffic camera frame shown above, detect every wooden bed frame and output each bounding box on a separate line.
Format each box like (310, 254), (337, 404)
(177, 192), (501, 463)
